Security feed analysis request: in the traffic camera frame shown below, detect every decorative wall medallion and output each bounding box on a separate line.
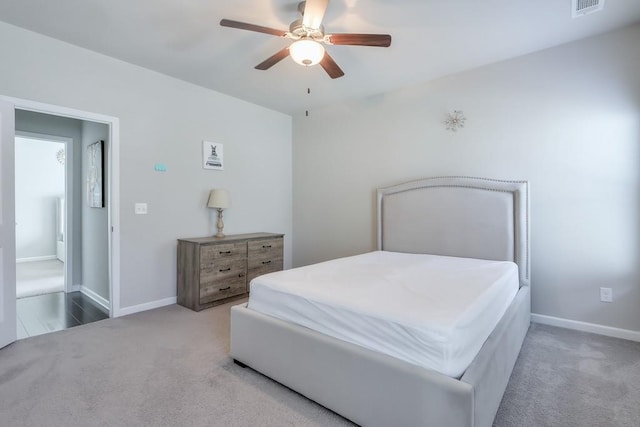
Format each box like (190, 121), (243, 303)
(444, 110), (466, 132)
(56, 148), (65, 165)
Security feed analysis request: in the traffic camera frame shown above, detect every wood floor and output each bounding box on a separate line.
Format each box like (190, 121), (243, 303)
(17, 291), (109, 339)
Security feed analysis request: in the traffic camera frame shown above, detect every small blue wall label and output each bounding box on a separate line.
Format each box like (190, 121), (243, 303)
(154, 163), (167, 172)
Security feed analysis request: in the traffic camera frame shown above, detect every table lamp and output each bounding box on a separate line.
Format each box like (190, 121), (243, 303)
(207, 189), (230, 237)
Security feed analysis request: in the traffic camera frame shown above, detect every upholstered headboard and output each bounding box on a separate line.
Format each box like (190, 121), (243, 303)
(377, 176), (529, 287)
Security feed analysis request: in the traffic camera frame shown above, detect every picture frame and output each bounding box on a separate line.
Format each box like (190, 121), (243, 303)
(87, 140), (104, 208)
(203, 141), (224, 170)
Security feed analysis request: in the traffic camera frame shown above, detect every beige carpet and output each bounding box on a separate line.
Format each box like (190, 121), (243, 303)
(495, 323), (640, 426)
(0, 299), (353, 427)
(1, 300), (639, 426)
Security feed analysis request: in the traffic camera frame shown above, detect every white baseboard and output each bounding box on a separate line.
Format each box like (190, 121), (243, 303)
(531, 313), (640, 342)
(117, 297), (177, 317)
(16, 255), (57, 263)
(80, 286), (110, 312)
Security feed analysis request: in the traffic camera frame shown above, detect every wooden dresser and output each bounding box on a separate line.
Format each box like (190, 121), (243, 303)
(177, 232), (284, 311)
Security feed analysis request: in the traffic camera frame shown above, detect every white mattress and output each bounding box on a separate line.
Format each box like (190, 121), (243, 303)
(247, 251), (519, 378)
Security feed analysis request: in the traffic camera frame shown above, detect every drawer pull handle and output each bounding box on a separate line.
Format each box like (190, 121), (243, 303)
(262, 245), (272, 249)
(220, 268), (231, 272)
(262, 260), (272, 265)
(220, 250), (232, 255)
(219, 286), (231, 291)
(238, 273), (245, 278)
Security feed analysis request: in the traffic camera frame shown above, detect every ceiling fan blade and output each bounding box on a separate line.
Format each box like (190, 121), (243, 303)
(327, 33), (392, 47)
(319, 52), (344, 79)
(302, 0), (329, 30)
(220, 19), (287, 37)
(255, 48), (290, 70)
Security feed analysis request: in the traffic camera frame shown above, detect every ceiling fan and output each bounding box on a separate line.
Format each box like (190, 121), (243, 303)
(220, 0), (391, 79)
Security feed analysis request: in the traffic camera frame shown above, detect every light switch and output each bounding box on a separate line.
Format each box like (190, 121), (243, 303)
(135, 203), (148, 214)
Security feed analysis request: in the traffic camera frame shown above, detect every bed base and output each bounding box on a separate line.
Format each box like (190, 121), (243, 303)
(232, 176), (529, 426)
(230, 286), (530, 427)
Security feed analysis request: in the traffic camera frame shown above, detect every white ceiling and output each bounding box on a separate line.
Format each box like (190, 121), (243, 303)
(1, 0), (639, 115)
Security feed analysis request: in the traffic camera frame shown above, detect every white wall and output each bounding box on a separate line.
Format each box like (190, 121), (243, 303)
(14, 136), (65, 260)
(293, 24), (640, 333)
(81, 121), (110, 301)
(0, 21), (293, 311)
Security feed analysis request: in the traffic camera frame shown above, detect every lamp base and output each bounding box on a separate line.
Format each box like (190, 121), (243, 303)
(215, 208), (225, 238)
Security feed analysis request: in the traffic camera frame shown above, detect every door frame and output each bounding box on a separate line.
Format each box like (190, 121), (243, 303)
(0, 99), (16, 348)
(15, 131), (73, 293)
(1, 95), (121, 318)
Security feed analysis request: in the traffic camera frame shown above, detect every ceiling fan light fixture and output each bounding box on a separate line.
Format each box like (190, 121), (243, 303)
(289, 39), (325, 66)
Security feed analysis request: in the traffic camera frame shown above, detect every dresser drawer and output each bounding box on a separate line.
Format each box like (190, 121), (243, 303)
(248, 238), (284, 284)
(200, 258), (246, 284)
(200, 275), (246, 304)
(248, 238), (283, 258)
(247, 260), (284, 285)
(248, 250), (283, 271)
(200, 242), (247, 263)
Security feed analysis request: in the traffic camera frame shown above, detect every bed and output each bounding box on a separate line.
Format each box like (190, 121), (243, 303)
(230, 176), (530, 427)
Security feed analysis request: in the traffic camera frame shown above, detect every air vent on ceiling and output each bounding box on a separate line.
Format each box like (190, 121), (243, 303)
(572, 0), (605, 18)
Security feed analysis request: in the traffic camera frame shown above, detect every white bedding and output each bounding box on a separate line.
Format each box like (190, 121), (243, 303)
(247, 251), (518, 378)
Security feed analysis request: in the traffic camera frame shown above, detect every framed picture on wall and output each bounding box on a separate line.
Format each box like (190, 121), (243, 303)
(87, 140), (104, 208)
(203, 141), (224, 170)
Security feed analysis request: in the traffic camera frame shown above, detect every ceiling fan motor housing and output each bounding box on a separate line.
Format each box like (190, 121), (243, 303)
(289, 19), (325, 41)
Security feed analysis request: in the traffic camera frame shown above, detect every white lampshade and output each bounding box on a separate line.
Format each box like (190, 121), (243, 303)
(289, 39), (325, 66)
(207, 189), (230, 209)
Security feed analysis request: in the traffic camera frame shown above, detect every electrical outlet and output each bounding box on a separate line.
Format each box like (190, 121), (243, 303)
(600, 287), (613, 303)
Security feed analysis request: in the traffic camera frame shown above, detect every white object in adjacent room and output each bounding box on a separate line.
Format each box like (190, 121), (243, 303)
(56, 196), (65, 262)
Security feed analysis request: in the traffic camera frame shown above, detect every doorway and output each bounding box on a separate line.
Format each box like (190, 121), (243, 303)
(14, 132), (109, 338)
(0, 95), (121, 348)
(13, 108), (115, 339)
(14, 133), (67, 300)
